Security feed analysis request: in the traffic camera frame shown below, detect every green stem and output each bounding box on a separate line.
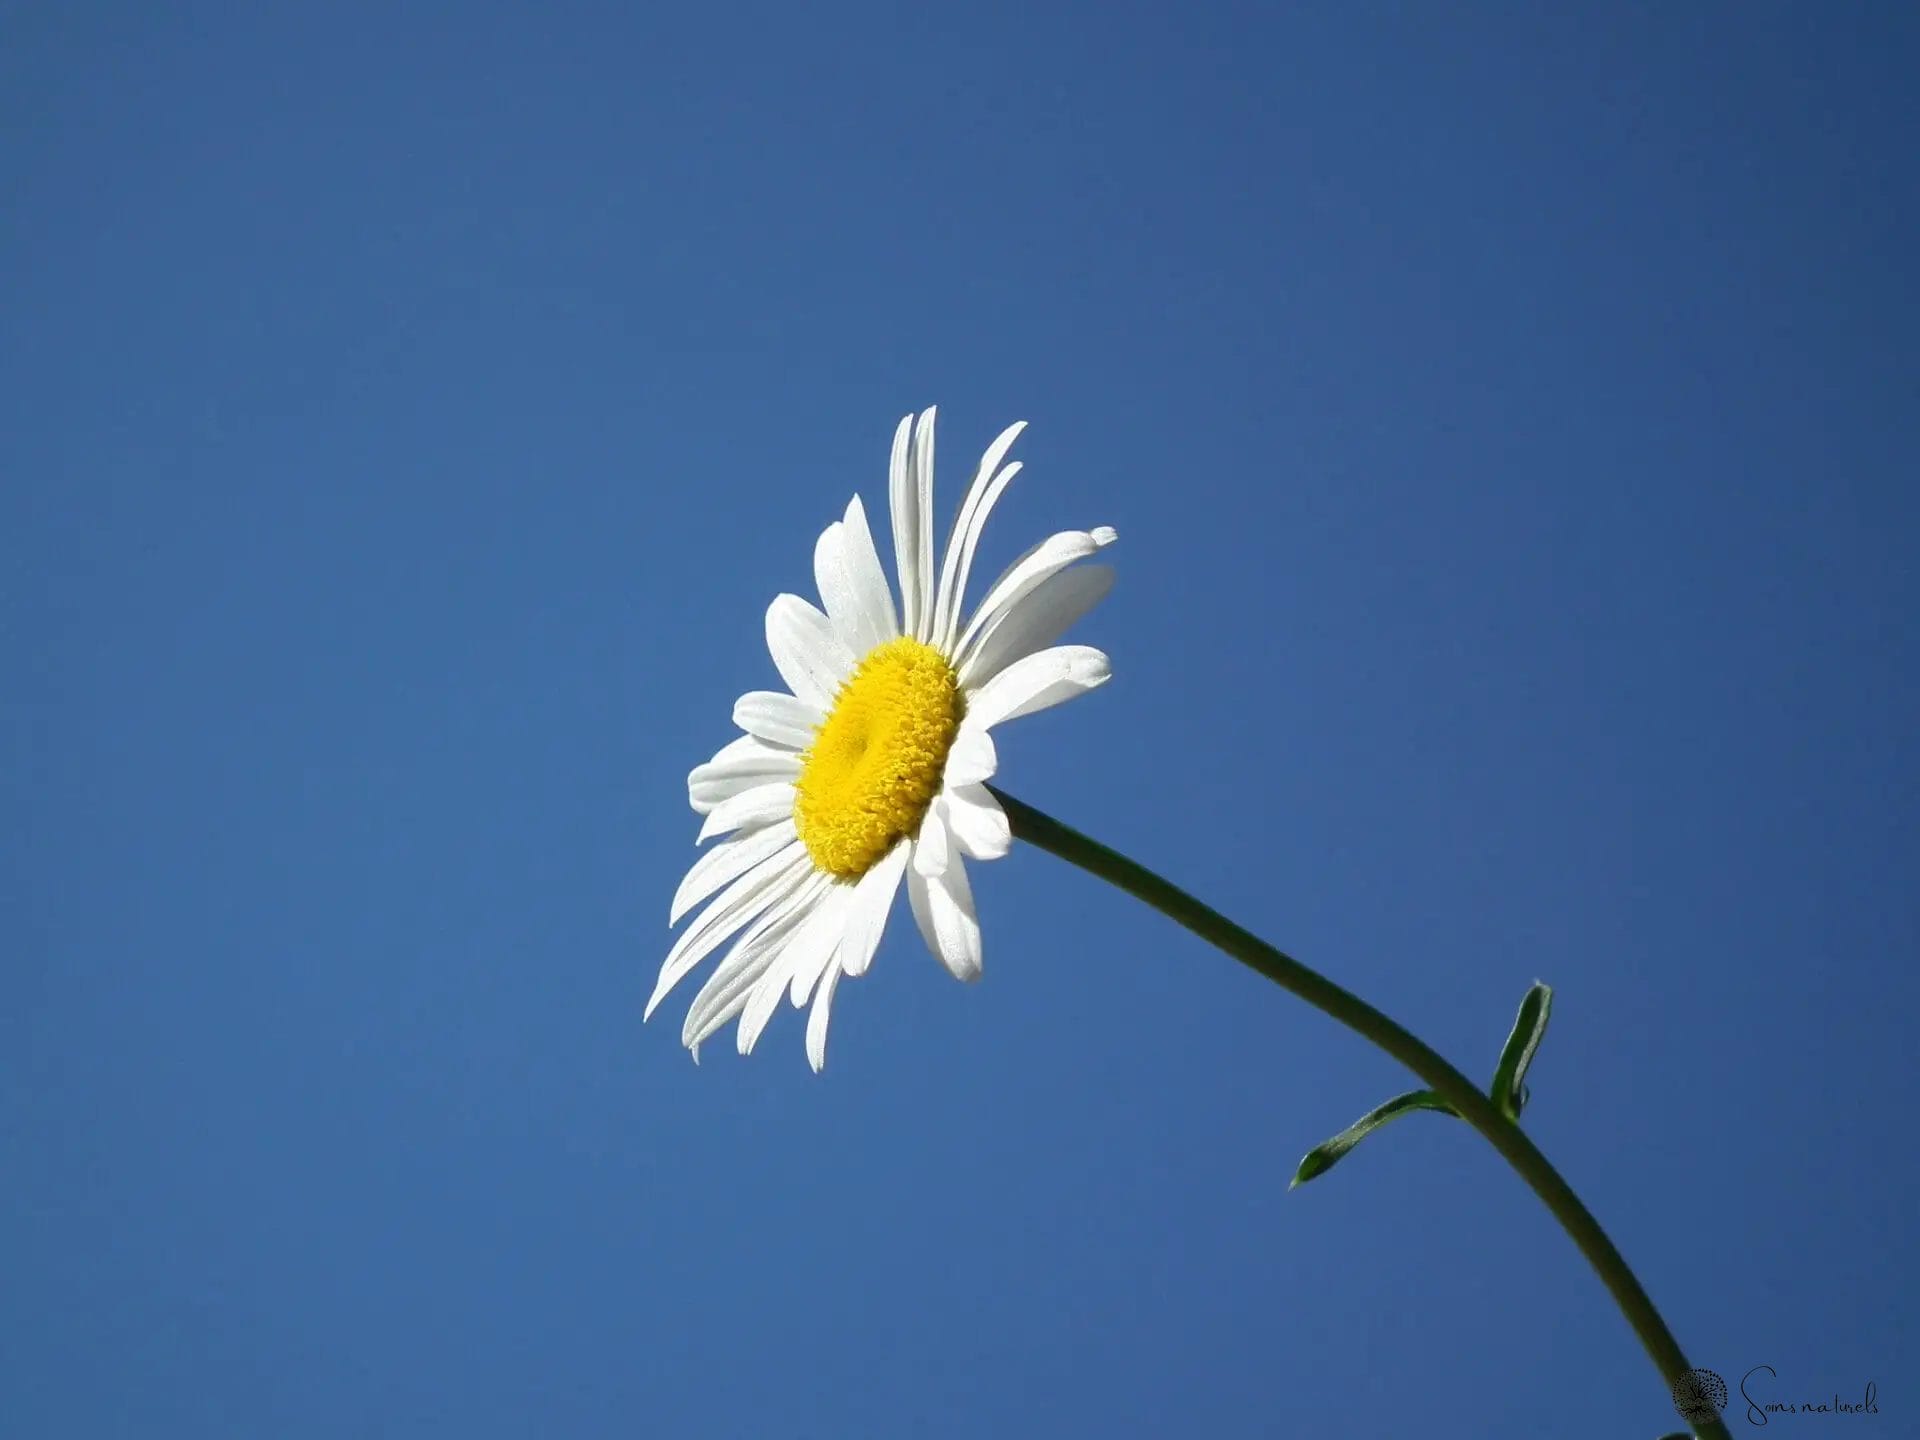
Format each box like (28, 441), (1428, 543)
(991, 786), (1728, 1440)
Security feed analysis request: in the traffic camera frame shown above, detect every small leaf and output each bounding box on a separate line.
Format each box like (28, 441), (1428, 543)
(1491, 981), (1553, 1121)
(1290, 1089), (1457, 1188)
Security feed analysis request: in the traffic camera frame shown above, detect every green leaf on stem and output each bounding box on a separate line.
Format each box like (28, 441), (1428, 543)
(1290, 1089), (1457, 1188)
(1490, 981), (1553, 1121)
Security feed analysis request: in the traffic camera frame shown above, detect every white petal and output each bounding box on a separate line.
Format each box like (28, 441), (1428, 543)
(964, 645), (1110, 729)
(888, 412), (931, 643)
(942, 722), (998, 788)
(681, 877), (825, 1046)
(696, 781), (796, 843)
(685, 987), (752, 1056)
(670, 816), (797, 925)
(908, 852), (982, 983)
(736, 920), (818, 1051)
(932, 419), (1027, 651)
(648, 844), (808, 1019)
(841, 495), (900, 643)
(954, 526), (1117, 663)
(815, 496), (898, 655)
(941, 782), (1010, 861)
(732, 691), (822, 749)
(812, 520), (852, 647)
(739, 889), (851, 1055)
(835, 840), (908, 980)
(700, 731), (784, 768)
(910, 409), (939, 639)
(686, 997), (746, 1058)
(957, 563), (1114, 690)
(766, 594), (856, 711)
(787, 864), (890, 1006)
(888, 407), (940, 642)
(787, 943), (834, 1008)
(688, 736), (801, 814)
(685, 879), (815, 1021)
(938, 461), (1018, 650)
(805, 961), (842, 1072)
(912, 803), (951, 878)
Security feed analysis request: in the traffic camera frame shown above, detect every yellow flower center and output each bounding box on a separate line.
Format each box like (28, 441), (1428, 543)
(794, 637), (962, 879)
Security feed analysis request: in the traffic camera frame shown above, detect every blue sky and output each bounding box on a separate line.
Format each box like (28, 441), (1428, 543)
(4, 3), (1915, 1435)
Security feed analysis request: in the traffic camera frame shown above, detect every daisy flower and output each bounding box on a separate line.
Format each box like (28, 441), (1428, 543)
(650, 408), (1116, 1069)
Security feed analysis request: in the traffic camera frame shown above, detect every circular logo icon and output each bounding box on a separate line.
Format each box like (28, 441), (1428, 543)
(1672, 1368), (1729, 1423)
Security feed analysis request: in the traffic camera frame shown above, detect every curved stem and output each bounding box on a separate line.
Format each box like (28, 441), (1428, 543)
(991, 786), (1727, 1440)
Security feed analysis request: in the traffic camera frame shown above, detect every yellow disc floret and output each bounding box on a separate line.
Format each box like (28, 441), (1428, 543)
(795, 637), (962, 879)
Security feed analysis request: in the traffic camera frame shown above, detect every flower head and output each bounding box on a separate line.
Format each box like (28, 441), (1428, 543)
(651, 409), (1116, 1068)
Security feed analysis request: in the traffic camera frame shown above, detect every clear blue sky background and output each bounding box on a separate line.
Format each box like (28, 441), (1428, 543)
(5, 4), (1916, 1436)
